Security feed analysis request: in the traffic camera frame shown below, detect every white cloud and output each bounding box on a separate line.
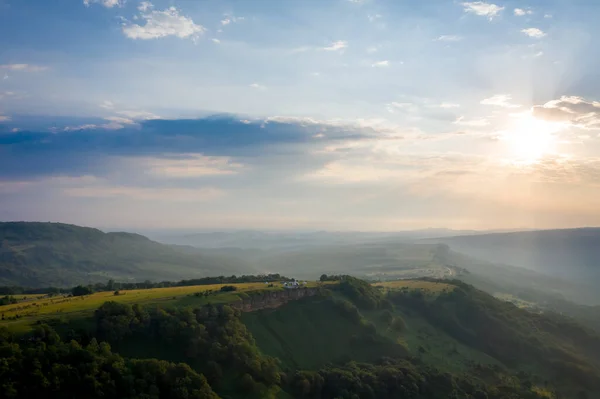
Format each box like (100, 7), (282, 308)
(544, 14), (552, 18)
(521, 28), (546, 38)
(221, 15), (244, 26)
(249, 83), (266, 90)
(435, 35), (462, 42)
(366, 46), (379, 54)
(138, 1), (152, 11)
(116, 109), (160, 120)
(211, 38), (221, 44)
(0, 114), (10, 121)
(323, 41), (348, 52)
(514, 8), (532, 16)
(461, 2), (504, 19)
(83, 0), (123, 7)
(368, 14), (382, 22)
(440, 102), (461, 108)
(123, 4), (205, 41)
(454, 116), (490, 127)
(0, 64), (47, 72)
(99, 100), (114, 109)
(481, 94), (521, 108)
(371, 60), (389, 67)
(104, 116), (135, 125)
(532, 96), (600, 130)
(0, 91), (15, 100)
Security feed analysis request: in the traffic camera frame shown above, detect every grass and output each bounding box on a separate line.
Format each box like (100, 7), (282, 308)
(0, 282), (324, 333)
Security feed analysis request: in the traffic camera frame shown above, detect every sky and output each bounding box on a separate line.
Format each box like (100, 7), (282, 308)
(1, 0), (600, 231)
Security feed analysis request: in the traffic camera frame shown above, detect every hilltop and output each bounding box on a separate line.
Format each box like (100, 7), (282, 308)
(0, 222), (251, 287)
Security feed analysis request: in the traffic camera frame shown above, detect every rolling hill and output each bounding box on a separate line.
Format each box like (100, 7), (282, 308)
(0, 222), (252, 287)
(427, 228), (600, 283)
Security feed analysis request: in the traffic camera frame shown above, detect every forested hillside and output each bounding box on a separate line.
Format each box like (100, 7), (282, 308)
(0, 222), (250, 287)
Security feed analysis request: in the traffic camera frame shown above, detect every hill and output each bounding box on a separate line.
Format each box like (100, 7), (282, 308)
(2, 276), (600, 398)
(0, 222), (251, 287)
(427, 228), (600, 284)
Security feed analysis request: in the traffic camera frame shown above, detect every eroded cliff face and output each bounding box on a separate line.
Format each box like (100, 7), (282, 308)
(232, 287), (321, 312)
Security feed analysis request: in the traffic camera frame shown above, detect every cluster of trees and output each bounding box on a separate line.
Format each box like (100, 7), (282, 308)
(93, 301), (281, 398)
(288, 359), (550, 399)
(0, 274), (291, 298)
(0, 324), (219, 399)
(334, 276), (392, 310)
(0, 295), (18, 305)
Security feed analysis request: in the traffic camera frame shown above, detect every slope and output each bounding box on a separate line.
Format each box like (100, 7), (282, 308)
(0, 222), (251, 287)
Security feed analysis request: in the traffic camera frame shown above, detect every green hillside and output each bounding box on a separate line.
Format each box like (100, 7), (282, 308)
(0, 222), (251, 287)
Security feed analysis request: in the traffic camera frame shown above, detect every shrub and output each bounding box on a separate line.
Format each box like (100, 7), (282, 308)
(220, 285), (237, 292)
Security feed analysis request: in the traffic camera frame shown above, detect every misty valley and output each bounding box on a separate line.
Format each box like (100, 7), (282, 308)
(1, 222), (600, 398)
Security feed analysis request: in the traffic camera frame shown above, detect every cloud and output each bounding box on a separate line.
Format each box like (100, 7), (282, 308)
(435, 35), (463, 42)
(139, 154), (243, 178)
(454, 116), (490, 127)
(99, 100), (114, 110)
(323, 41), (348, 52)
(0, 64), (47, 72)
(521, 28), (546, 38)
(221, 15), (244, 26)
(532, 96), (600, 130)
(461, 2), (504, 19)
(368, 14), (382, 22)
(440, 103), (461, 108)
(0, 91), (15, 100)
(481, 94), (521, 108)
(0, 114), (10, 122)
(65, 185), (225, 202)
(212, 38), (221, 44)
(514, 8), (532, 16)
(386, 102), (416, 113)
(249, 83), (266, 90)
(116, 110), (160, 120)
(83, 0), (123, 7)
(122, 4), (205, 41)
(371, 60), (389, 67)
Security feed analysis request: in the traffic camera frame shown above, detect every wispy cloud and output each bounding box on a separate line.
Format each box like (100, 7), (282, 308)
(461, 2), (504, 19)
(249, 83), (267, 90)
(435, 35), (462, 42)
(0, 114), (10, 121)
(83, 0), (123, 7)
(0, 64), (47, 72)
(323, 41), (348, 52)
(116, 110), (160, 120)
(514, 8), (532, 16)
(440, 102), (460, 108)
(65, 185), (225, 202)
(481, 94), (521, 108)
(371, 60), (390, 67)
(122, 2), (205, 41)
(140, 154), (243, 178)
(221, 15), (244, 26)
(533, 96), (600, 130)
(454, 116), (490, 127)
(521, 28), (546, 38)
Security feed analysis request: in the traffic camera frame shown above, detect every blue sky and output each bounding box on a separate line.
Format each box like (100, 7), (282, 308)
(1, 0), (600, 231)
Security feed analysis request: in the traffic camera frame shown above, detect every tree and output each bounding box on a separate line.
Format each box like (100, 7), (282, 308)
(320, 274), (328, 282)
(72, 285), (92, 297)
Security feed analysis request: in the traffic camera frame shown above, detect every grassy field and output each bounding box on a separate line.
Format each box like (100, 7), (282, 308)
(0, 282), (325, 333)
(372, 279), (455, 293)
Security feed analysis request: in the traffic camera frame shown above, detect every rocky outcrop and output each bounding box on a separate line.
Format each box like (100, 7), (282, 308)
(231, 287), (321, 312)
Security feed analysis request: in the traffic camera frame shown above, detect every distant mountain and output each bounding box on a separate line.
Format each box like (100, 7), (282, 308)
(0, 222), (252, 287)
(427, 228), (600, 284)
(151, 229), (487, 250)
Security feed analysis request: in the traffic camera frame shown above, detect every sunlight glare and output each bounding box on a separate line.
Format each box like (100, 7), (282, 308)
(501, 115), (564, 163)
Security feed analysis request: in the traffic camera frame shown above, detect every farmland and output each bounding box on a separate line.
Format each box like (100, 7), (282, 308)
(0, 281), (325, 333)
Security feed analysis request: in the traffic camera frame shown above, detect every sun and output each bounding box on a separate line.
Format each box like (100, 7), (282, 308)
(500, 115), (563, 163)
